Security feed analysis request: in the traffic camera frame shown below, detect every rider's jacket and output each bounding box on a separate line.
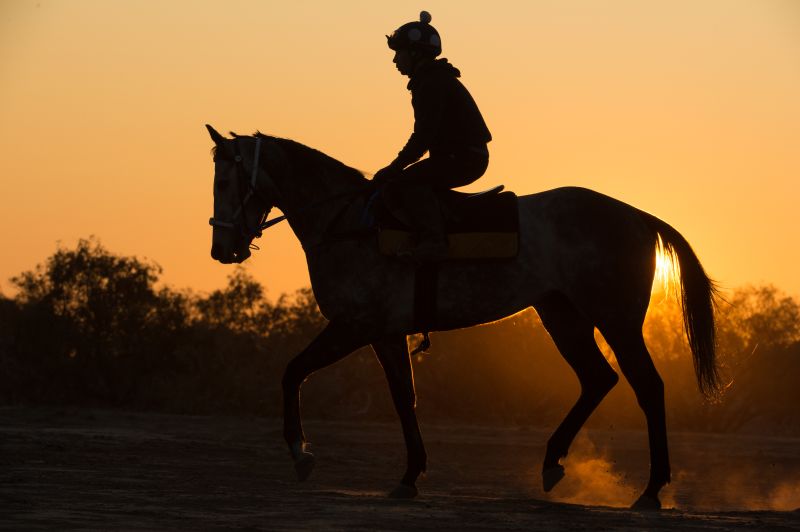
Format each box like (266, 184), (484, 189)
(395, 59), (492, 168)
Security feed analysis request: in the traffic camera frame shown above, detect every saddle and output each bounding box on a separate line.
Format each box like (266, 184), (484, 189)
(375, 185), (519, 260)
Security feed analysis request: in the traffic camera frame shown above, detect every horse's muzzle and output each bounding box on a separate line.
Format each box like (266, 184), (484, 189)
(231, 248), (251, 263)
(210, 243), (225, 262)
(211, 244), (251, 264)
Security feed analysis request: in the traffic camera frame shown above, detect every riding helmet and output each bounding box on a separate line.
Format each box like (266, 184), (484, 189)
(386, 11), (442, 57)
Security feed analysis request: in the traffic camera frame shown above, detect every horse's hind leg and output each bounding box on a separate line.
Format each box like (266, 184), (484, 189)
(602, 325), (669, 510)
(535, 293), (619, 492)
(372, 336), (426, 499)
(282, 321), (366, 481)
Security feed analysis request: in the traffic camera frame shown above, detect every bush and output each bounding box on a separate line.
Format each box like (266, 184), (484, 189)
(2, 238), (799, 435)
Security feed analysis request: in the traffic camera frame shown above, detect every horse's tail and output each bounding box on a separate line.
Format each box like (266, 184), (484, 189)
(638, 210), (722, 400)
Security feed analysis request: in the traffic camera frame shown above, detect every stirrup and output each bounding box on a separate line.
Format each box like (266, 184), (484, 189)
(410, 333), (431, 356)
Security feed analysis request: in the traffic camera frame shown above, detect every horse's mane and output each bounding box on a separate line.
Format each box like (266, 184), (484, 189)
(253, 132), (367, 187)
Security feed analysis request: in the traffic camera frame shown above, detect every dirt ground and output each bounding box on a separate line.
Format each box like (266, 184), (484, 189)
(1, 407), (798, 531)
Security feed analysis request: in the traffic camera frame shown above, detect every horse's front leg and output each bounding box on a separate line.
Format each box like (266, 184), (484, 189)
(372, 336), (426, 498)
(282, 321), (366, 481)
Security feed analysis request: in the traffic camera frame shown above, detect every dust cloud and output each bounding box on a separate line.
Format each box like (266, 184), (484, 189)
(669, 466), (800, 512)
(544, 434), (639, 508)
(541, 432), (800, 512)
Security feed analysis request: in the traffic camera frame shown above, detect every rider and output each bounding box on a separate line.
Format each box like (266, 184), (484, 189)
(373, 11), (492, 261)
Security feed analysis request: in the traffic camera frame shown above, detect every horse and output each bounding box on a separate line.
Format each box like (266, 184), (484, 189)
(204, 124), (721, 510)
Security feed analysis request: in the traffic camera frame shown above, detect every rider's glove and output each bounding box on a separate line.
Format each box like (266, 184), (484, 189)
(372, 164), (402, 186)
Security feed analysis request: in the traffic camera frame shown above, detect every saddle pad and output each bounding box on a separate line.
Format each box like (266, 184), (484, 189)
(377, 190), (519, 260)
(441, 190), (518, 233)
(378, 190), (518, 233)
(379, 230), (518, 259)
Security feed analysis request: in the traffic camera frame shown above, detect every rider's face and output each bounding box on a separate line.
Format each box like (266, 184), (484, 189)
(393, 49), (415, 76)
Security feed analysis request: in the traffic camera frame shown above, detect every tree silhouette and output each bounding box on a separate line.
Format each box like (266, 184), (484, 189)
(2, 238), (799, 434)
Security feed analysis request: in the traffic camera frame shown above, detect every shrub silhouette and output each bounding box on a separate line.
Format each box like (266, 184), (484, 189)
(2, 238), (799, 434)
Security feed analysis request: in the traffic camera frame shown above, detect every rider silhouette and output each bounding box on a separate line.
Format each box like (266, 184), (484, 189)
(374, 11), (492, 261)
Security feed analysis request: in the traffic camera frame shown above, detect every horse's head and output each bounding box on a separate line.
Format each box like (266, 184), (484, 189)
(206, 124), (282, 264)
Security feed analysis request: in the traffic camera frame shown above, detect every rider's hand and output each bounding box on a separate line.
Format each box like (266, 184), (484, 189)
(373, 165), (401, 186)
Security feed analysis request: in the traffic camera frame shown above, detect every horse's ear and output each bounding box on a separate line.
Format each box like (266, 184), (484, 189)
(205, 124), (226, 145)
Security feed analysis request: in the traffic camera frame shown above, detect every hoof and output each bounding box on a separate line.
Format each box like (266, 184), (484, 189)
(388, 483), (418, 499)
(542, 465), (565, 493)
(631, 493), (661, 511)
(294, 452), (315, 482)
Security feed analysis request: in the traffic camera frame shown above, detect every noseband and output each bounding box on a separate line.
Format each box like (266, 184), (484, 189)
(209, 136), (287, 244)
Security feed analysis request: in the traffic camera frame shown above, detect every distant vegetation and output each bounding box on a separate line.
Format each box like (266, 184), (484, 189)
(2, 238), (799, 435)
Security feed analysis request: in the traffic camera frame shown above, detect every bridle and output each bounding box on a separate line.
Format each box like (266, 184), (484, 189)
(209, 136), (287, 247)
(209, 134), (376, 257)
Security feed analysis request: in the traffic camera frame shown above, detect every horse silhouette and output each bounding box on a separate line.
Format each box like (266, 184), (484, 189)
(205, 125), (720, 509)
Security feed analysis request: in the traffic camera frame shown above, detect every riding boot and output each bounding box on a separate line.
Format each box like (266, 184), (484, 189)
(402, 186), (449, 262)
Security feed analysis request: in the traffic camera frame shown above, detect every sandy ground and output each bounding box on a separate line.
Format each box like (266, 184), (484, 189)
(1, 407), (799, 531)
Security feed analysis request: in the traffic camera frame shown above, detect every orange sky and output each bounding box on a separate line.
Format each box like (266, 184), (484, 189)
(1, 1), (799, 300)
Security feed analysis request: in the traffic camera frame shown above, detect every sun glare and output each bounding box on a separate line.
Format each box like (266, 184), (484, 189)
(653, 236), (678, 296)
